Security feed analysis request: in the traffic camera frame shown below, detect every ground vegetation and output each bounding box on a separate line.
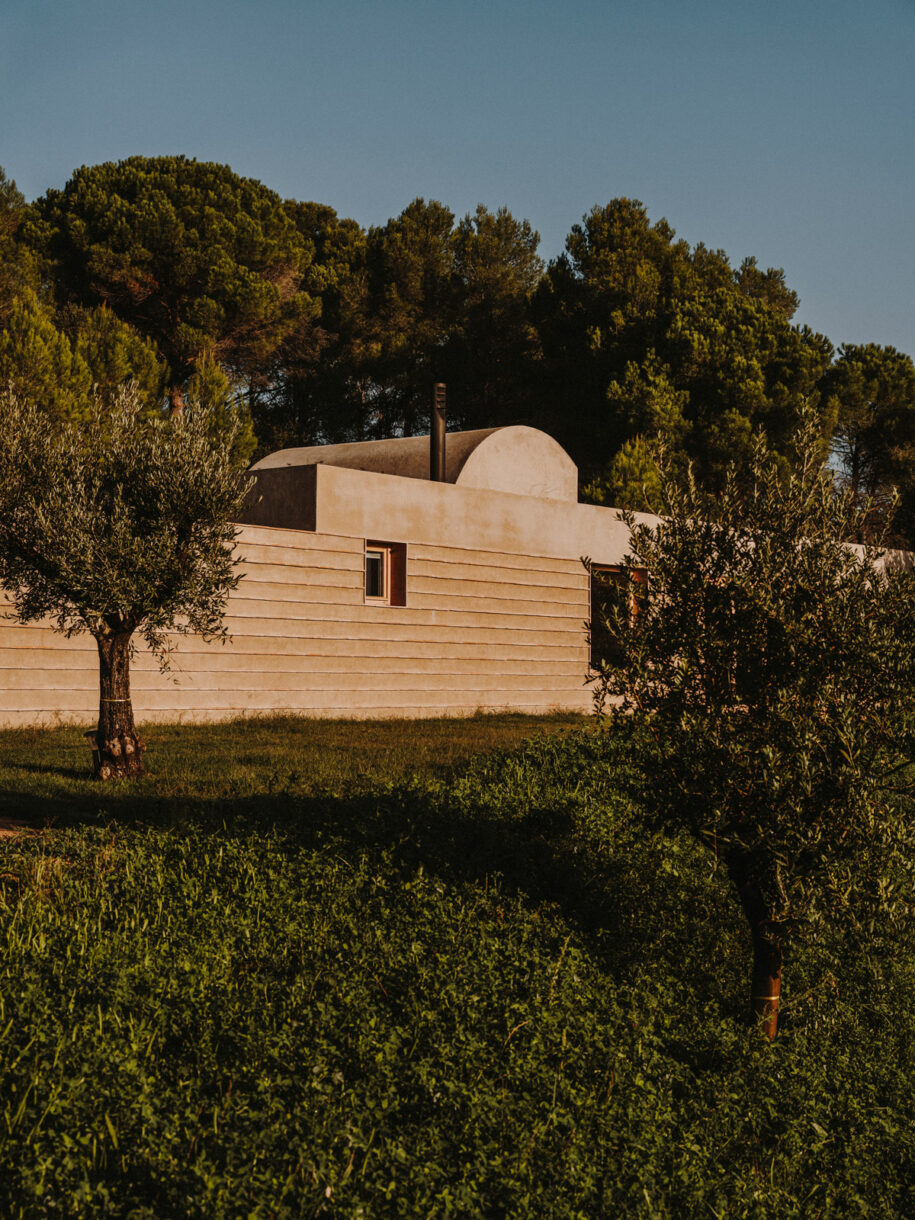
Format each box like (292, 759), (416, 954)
(0, 715), (912, 1215)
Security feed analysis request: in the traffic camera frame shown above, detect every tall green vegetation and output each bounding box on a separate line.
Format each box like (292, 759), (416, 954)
(260, 198), (543, 449)
(5, 158), (915, 542)
(821, 342), (915, 544)
(1, 720), (914, 1214)
(0, 167), (39, 326)
(22, 156), (314, 414)
(592, 412), (915, 1037)
(0, 290), (167, 422)
(538, 198), (833, 497)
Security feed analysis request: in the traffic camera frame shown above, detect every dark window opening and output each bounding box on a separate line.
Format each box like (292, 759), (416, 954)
(589, 565), (648, 668)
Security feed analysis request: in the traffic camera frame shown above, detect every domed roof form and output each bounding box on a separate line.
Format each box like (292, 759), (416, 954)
(251, 425), (578, 502)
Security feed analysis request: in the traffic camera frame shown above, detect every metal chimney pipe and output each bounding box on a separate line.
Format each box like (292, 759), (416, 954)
(431, 382), (446, 481)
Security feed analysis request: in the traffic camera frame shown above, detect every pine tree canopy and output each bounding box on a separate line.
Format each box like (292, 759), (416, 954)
(22, 156), (316, 406)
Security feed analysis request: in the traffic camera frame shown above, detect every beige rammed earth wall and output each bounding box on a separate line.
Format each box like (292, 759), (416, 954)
(0, 457), (646, 727)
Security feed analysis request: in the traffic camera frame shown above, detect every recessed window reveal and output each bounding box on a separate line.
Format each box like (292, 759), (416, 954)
(364, 541), (407, 606)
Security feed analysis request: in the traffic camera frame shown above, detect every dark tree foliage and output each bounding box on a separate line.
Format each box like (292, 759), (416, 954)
(362, 197), (460, 438)
(0, 289), (169, 424)
(251, 201), (372, 454)
(0, 166), (39, 325)
(22, 156), (315, 412)
(821, 343), (915, 546)
(257, 198), (544, 452)
(9, 158), (915, 523)
(537, 199), (833, 497)
(593, 412), (915, 1037)
(361, 199), (543, 438)
(443, 204), (543, 432)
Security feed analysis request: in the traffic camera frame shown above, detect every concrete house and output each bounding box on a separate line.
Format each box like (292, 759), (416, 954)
(0, 425), (645, 727)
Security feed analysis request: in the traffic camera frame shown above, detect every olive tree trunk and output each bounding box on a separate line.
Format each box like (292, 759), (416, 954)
(727, 854), (783, 1039)
(91, 631), (146, 779)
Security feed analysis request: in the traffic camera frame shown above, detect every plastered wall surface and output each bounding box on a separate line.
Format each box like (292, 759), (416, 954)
(0, 523), (595, 727)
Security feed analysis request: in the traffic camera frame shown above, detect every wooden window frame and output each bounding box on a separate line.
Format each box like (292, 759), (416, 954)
(364, 540), (407, 606)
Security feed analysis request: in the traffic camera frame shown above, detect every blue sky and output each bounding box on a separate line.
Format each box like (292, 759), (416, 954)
(2, 0), (912, 353)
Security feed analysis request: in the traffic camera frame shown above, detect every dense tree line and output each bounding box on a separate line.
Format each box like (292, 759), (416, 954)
(1, 156), (913, 543)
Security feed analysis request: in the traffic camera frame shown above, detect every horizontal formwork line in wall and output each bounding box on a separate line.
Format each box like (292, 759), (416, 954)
(235, 527), (365, 556)
(132, 655), (583, 677)
(0, 634), (586, 664)
(407, 558), (587, 592)
(237, 558), (362, 584)
(0, 680), (593, 704)
(6, 673), (591, 696)
(0, 629), (94, 653)
(1, 567), (586, 613)
(220, 614), (588, 644)
(406, 580), (587, 611)
(0, 602), (589, 638)
(1, 651), (588, 691)
(229, 582), (363, 607)
(223, 594), (588, 625)
(130, 688), (592, 711)
(223, 600), (588, 632)
(407, 541), (587, 576)
(0, 638), (586, 666)
(235, 525), (598, 578)
(0, 654), (585, 677)
(100, 670), (591, 693)
(6, 687), (593, 713)
(0, 584), (366, 617)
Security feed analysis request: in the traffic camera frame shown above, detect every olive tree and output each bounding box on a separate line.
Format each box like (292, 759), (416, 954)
(0, 386), (251, 778)
(593, 412), (915, 1037)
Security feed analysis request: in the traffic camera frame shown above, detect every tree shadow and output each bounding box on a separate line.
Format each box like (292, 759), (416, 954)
(8, 761), (92, 781)
(0, 778), (733, 998)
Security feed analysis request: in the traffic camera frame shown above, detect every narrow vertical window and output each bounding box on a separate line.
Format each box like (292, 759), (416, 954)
(365, 546), (390, 603)
(589, 564), (648, 668)
(364, 541), (407, 606)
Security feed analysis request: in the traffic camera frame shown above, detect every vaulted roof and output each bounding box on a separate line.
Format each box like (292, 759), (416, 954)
(250, 425), (578, 503)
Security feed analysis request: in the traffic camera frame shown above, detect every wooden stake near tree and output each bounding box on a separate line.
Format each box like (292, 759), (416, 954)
(593, 408), (915, 1038)
(0, 386), (251, 779)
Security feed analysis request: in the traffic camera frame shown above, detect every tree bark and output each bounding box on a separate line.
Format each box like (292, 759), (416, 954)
(91, 632), (146, 780)
(169, 383), (186, 416)
(727, 854), (783, 1039)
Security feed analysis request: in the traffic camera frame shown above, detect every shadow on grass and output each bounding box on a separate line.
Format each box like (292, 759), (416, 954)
(0, 775), (734, 1004)
(9, 762), (93, 781)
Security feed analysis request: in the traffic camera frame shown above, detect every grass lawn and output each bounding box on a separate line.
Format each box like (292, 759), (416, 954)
(0, 714), (913, 1217)
(0, 712), (587, 825)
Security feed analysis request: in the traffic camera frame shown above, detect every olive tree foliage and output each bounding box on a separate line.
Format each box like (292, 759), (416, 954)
(592, 410), (915, 1037)
(0, 386), (252, 778)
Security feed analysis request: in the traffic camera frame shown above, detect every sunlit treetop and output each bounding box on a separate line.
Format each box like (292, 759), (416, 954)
(23, 156), (316, 408)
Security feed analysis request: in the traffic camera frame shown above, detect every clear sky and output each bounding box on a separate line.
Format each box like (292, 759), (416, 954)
(2, 0), (912, 354)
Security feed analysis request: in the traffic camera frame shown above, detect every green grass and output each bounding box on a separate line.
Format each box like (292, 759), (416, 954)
(1, 716), (913, 1217)
(0, 712), (586, 821)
